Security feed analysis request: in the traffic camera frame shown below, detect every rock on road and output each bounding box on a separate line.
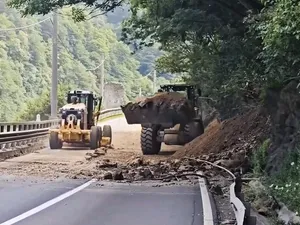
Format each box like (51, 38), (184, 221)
(0, 116), (217, 225)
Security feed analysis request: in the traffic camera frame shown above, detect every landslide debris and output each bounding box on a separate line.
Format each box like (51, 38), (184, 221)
(77, 154), (228, 183)
(172, 107), (271, 173)
(80, 107), (271, 181)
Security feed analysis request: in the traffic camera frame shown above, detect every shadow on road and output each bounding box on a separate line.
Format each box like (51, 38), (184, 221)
(158, 150), (176, 156)
(61, 143), (91, 151)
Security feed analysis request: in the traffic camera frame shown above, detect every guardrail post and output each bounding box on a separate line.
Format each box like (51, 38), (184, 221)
(234, 174), (257, 225)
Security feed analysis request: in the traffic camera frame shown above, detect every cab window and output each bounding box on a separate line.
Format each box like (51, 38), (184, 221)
(80, 96), (86, 104)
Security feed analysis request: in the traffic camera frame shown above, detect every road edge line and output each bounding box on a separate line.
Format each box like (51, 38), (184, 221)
(0, 179), (96, 225)
(197, 171), (215, 225)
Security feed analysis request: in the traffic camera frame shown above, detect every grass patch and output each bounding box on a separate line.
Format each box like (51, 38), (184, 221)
(98, 113), (124, 123)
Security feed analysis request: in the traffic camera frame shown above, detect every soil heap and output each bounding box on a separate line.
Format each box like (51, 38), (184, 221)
(172, 107), (271, 172)
(121, 92), (196, 125)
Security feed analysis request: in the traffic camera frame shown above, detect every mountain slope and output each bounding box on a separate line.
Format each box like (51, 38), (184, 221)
(0, 7), (153, 121)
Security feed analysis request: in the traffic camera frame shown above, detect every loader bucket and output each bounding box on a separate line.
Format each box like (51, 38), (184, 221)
(121, 101), (196, 126)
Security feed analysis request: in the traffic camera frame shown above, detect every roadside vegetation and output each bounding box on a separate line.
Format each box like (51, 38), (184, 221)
(268, 148), (300, 213)
(247, 140), (300, 221)
(0, 3), (173, 121)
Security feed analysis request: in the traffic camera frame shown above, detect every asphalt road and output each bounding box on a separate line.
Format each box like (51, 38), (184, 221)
(0, 116), (216, 225)
(0, 177), (208, 225)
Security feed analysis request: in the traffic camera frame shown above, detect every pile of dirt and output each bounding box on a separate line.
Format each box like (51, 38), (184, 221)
(125, 92), (193, 110)
(140, 92), (188, 104)
(173, 107), (271, 172)
(121, 92), (195, 125)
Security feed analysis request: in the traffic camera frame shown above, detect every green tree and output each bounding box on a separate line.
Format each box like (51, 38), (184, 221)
(17, 85), (70, 121)
(0, 6), (149, 121)
(7, 0), (125, 19)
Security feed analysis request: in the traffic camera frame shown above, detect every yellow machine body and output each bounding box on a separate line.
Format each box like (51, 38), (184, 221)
(49, 99), (112, 149)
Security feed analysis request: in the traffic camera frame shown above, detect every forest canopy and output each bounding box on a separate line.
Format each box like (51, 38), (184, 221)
(7, 0), (300, 119)
(0, 2), (158, 121)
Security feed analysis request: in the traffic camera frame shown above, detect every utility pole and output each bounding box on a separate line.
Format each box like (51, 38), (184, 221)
(51, 10), (58, 119)
(153, 69), (156, 93)
(100, 56), (105, 98)
(139, 87), (142, 97)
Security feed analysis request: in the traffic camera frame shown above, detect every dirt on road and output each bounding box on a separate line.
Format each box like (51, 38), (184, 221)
(0, 117), (181, 181)
(0, 107), (271, 181)
(172, 107), (271, 173)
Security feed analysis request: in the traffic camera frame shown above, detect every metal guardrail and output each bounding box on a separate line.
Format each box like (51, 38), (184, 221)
(0, 108), (122, 135)
(0, 120), (59, 134)
(0, 108), (122, 150)
(98, 107), (122, 120)
(184, 158), (257, 225)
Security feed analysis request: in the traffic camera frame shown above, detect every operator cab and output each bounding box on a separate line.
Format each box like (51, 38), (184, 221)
(66, 90), (100, 129)
(159, 84), (201, 102)
(67, 90), (96, 105)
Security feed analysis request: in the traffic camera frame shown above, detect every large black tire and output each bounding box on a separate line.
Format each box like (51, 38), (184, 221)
(183, 121), (204, 143)
(90, 126), (102, 149)
(140, 126), (161, 155)
(49, 132), (62, 149)
(103, 125), (112, 144)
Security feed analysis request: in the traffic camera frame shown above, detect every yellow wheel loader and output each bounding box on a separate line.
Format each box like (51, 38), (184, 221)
(49, 90), (112, 150)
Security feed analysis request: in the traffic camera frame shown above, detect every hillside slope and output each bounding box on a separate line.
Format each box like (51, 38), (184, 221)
(0, 6), (153, 121)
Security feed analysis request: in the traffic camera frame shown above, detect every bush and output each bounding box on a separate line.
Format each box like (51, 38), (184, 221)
(252, 139), (271, 176)
(268, 147), (300, 213)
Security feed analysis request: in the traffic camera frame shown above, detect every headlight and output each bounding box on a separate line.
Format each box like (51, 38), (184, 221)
(61, 110), (67, 119)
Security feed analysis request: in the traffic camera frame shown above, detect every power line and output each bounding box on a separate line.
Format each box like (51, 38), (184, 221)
(135, 70), (153, 81)
(86, 60), (105, 71)
(0, 17), (51, 32)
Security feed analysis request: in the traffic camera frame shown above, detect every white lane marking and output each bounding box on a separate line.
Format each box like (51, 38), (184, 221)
(197, 171), (214, 225)
(0, 179), (96, 225)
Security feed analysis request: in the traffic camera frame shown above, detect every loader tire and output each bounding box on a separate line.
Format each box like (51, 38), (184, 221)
(103, 125), (112, 144)
(90, 126), (102, 150)
(49, 132), (62, 149)
(183, 121), (204, 143)
(140, 126), (161, 155)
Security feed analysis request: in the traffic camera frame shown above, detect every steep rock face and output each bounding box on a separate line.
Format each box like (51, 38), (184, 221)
(265, 81), (300, 174)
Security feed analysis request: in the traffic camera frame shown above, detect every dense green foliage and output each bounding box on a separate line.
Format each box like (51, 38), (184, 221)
(120, 0), (265, 118)
(8, 0), (300, 118)
(252, 139), (271, 176)
(268, 147), (300, 213)
(0, 5), (155, 121)
(105, 6), (171, 80)
(7, 0), (124, 19)
(17, 85), (70, 121)
(118, 0), (300, 118)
